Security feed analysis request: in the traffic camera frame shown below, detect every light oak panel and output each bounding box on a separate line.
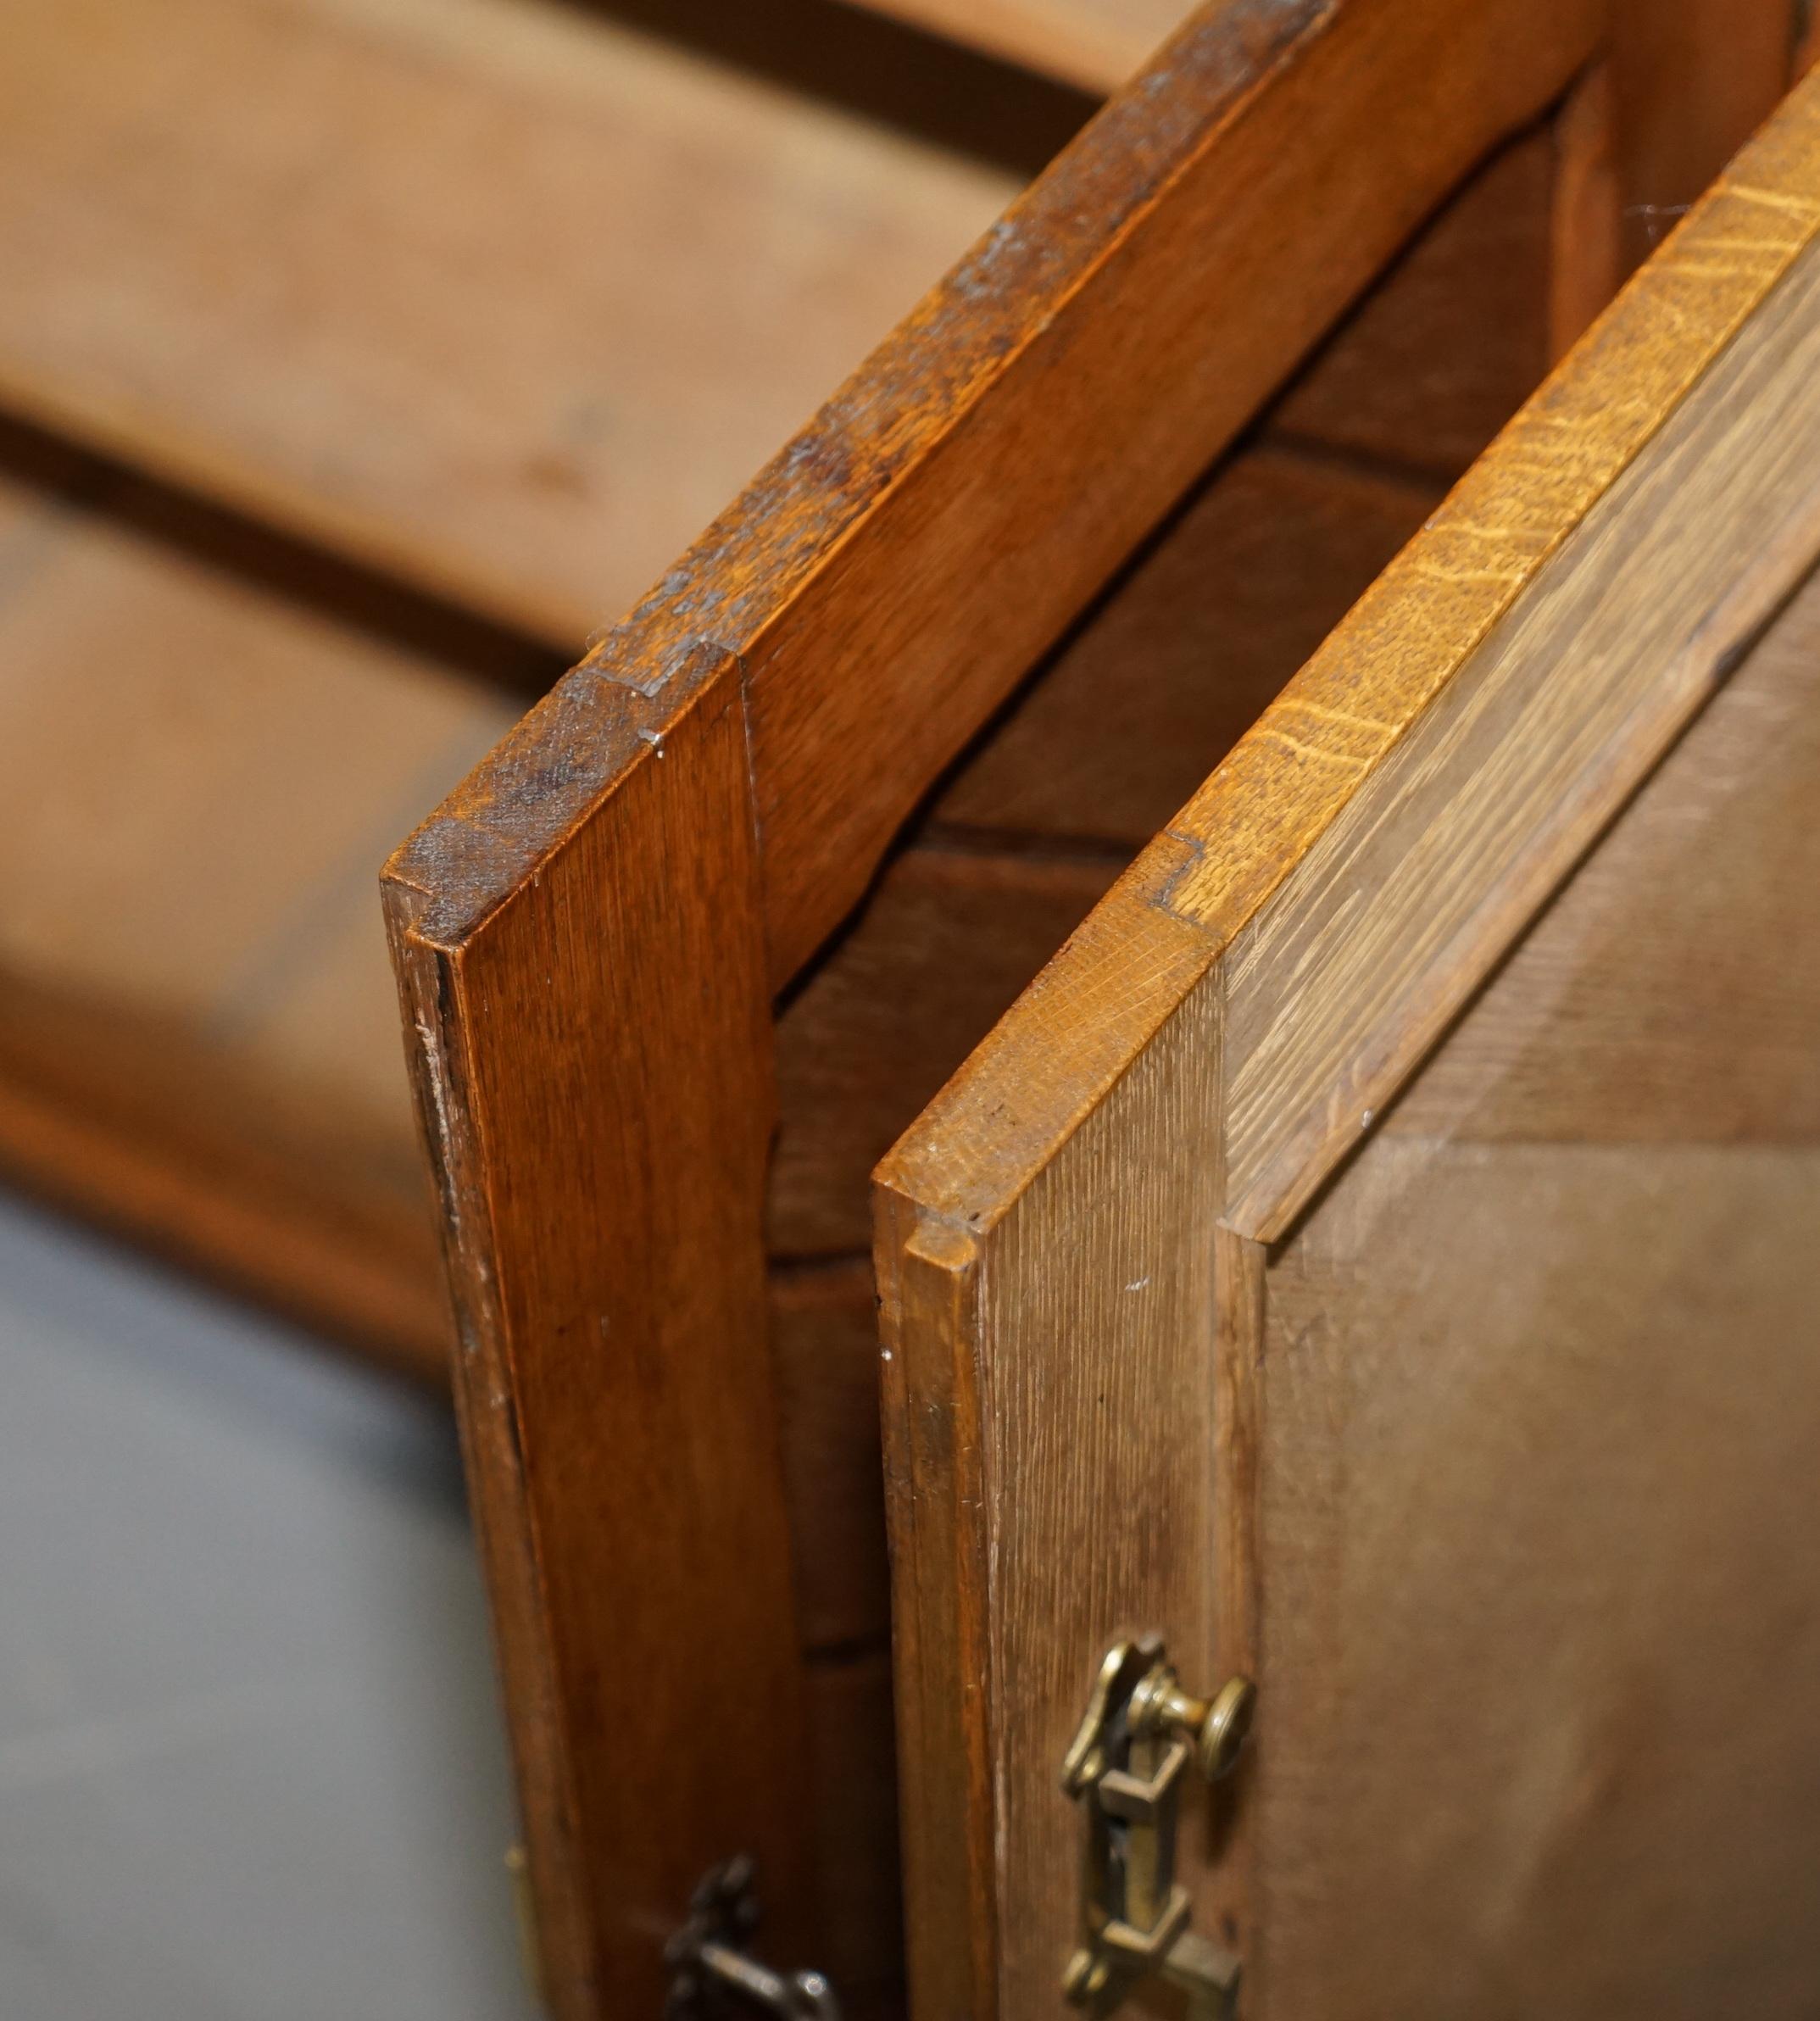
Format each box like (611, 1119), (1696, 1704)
(1260, 1140), (1820, 2020)
(1188, 139), (1820, 1237)
(878, 890), (1229, 2021)
(876, 77), (1820, 2021)
(1253, 551), (1820, 2018)
(1388, 563), (1820, 1145)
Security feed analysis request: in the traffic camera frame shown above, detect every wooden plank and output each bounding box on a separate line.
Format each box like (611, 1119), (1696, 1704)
(877, 887), (1228, 2019)
(1246, 539), (1820, 2021)
(0, 0), (1018, 648)
(397, 0), (1606, 994)
(1387, 562), (1820, 1146)
(0, 464), (513, 1375)
(1261, 1140), (1820, 2019)
(385, 660), (807, 2019)
(875, 76), (1820, 2021)
(1211, 171), (1820, 1239)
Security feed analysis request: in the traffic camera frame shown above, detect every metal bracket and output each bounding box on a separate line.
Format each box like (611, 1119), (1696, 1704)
(1060, 1635), (1255, 2018)
(665, 1858), (842, 2021)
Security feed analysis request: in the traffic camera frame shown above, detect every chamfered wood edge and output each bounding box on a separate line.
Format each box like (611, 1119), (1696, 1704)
(387, 0), (1606, 991)
(1205, 115), (1820, 1236)
(384, 649), (812, 2018)
(874, 1194), (996, 2020)
(381, 878), (598, 2013)
(382, 0), (1334, 951)
(874, 68), (1820, 1250)
(876, 964), (1237, 2020)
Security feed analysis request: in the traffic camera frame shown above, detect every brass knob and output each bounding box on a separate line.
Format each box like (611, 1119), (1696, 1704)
(1131, 1667), (1255, 1782)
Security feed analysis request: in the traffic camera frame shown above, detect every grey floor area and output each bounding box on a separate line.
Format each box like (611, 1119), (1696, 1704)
(0, 1193), (540, 2021)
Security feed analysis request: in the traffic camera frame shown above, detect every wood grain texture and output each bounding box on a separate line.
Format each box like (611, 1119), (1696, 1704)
(878, 911), (1229, 2021)
(1259, 1127), (1820, 2018)
(395, 0), (1604, 995)
(1272, 124), (1556, 479)
(1609, 0), (1800, 271)
(1149, 86), (1820, 1236)
(1216, 225), (1820, 1239)
(878, 68), (1820, 1389)
(0, 0), (1018, 648)
(387, 17), (1600, 1993)
(932, 446), (1438, 846)
(1387, 563), (1820, 1147)
(779, 130), (1568, 1679)
(1251, 548), (1820, 2021)
(386, 664), (808, 2020)
(773, 849), (1121, 1257)
(876, 75), (1820, 2020)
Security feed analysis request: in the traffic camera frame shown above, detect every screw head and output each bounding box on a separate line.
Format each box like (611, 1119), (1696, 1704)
(1196, 1675), (1256, 1782)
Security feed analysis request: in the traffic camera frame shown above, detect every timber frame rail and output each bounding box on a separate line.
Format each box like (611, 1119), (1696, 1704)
(374, 0), (1784, 2011)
